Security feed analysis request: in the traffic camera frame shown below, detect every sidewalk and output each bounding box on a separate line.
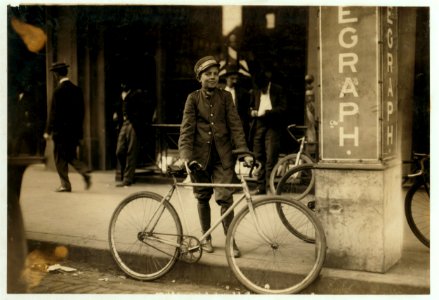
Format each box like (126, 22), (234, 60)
(20, 164), (430, 294)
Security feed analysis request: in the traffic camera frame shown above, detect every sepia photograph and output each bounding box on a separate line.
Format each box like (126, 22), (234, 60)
(2, 0), (432, 297)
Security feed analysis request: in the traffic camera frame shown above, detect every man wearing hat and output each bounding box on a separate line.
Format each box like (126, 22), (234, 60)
(44, 62), (91, 192)
(178, 56), (252, 257)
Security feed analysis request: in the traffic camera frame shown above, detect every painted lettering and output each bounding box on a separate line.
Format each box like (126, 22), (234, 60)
(339, 78), (359, 98)
(339, 102), (359, 122)
(339, 127), (359, 146)
(387, 28), (393, 48)
(387, 101), (393, 121)
(387, 7), (393, 25)
(339, 53), (358, 73)
(387, 78), (394, 97)
(387, 125), (393, 145)
(338, 7), (358, 23)
(387, 53), (393, 73)
(339, 27), (358, 48)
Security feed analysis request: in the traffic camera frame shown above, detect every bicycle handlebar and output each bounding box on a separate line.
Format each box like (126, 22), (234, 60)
(232, 149), (258, 178)
(407, 153), (429, 178)
(286, 124), (307, 143)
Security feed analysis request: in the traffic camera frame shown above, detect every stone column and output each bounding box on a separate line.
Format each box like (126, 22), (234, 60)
(316, 6), (403, 272)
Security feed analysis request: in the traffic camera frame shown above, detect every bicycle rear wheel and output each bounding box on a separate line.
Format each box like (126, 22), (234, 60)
(275, 163), (316, 242)
(225, 196), (326, 294)
(405, 180), (430, 247)
(269, 153), (314, 195)
(108, 191), (182, 280)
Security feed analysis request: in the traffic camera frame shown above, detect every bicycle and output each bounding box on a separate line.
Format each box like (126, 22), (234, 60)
(403, 153), (430, 248)
(269, 124), (315, 195)
(108, 150), (326, 294)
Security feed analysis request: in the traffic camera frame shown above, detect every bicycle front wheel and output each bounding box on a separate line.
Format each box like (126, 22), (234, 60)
(269, 153), (314, 194)
(108, 191), (182, 280)
(225, 196), (326, 294)
(405, 180), (430, 247)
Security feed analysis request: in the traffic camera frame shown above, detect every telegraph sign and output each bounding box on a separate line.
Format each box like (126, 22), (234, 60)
(381, 7), (398, 159)
(320, 7), (380, 161)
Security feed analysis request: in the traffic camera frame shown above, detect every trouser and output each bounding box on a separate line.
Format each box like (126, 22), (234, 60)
(54, 140), (90, 189)
(191, 144), (236, 241)
(253, 120), (281, 192)
(116, 121), (138, 184)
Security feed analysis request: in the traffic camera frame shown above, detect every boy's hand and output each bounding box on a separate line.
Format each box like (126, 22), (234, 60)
(243, 155), (254, 167)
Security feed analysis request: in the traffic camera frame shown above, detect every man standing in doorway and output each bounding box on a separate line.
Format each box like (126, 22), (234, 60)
(44, 62), (91, 192)
(114, 81), (149, 187)
(249, 69), (287, 195)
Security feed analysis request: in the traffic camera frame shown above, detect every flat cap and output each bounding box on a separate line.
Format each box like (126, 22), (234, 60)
(50, 62), (70, 71)
(194, 56), (219, 78)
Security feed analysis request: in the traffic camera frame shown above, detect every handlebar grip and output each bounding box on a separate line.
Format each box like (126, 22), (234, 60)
(232, 149), (258, 177)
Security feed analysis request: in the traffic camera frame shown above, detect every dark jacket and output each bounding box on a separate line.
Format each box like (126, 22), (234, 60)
(115, 89), (151, 137)
(248, 83), (287, 140)
(46, 80), (84, 143)
(178, 88), (249, 169)
(234, 86), (251, 141)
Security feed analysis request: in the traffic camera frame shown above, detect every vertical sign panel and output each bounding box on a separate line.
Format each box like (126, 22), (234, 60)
(381, 7), (398, 159)
(320, 7), (379, 161)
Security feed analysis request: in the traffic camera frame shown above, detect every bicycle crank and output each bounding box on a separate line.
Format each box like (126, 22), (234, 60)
(179, 235), (202, 263)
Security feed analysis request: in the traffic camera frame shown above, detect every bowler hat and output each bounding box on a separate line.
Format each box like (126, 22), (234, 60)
(50, 62), (70, 72)
(194, 56), (219, 78)
(222, 65), (239, 77)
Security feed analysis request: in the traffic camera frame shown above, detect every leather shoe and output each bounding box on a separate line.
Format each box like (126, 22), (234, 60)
(116, 182), (132, 188)
(56, 186), (71, 193)
(202, 240), (214, 253)
(84, 174), (92, 190)
(233, 241), (241, 258)
(250, 189), (266, 196)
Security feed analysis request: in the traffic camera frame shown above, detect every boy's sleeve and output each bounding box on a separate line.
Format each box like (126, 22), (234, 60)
(178, 93), (197, 160)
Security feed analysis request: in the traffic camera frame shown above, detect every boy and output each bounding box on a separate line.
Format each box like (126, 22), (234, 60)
(178, 56), (252, 257)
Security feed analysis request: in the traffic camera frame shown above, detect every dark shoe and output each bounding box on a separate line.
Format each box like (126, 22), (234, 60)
(84, 174), (92, 190)
(56, 186), (71, 193)
(250, 189), (266, 196)
(116, 182), (132, 188)
(233, 241), (241, 258)
(202, 240), (214, 253)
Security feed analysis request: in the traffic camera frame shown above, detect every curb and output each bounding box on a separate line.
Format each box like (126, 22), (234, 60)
(27, 239), (429, 295)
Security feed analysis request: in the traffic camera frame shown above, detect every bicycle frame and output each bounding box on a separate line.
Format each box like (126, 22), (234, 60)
(143, 172), (274, 250)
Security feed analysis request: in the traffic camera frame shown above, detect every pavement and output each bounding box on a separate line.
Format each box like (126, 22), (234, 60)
(19, 164), (430, 294)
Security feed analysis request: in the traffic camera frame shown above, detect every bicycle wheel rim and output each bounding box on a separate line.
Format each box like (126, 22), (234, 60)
(108, 191), (182, 280)
(270, 154), (314, 194)
(276, 164), (316, 242)
(226, 196), (326, 294)
(276, 201), (315, 243)
(405, 181), (430, 247)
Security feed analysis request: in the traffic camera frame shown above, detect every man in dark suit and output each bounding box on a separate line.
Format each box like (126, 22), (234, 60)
(44, 62), (91, 192)
(114, 81), (150, 187)
(249, 70), (287, 194)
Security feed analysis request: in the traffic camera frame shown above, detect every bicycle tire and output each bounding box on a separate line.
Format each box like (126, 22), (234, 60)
(269, 153), (314, 194)
(405, 180), (430, 248)
(275, 163), (316, 243)
(225, 196), (326, 294)
(108, 191), (183, 280)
